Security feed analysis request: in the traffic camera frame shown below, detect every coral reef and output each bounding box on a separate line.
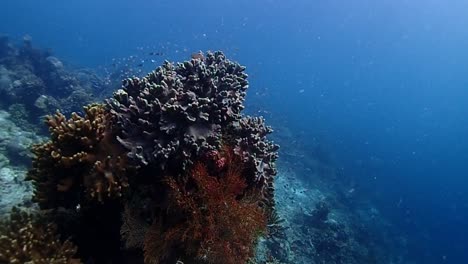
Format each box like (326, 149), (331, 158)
(0, 43), (410, 263)
(0, 36), (107, 128)
(0, 207), (79, 264)
(23, 52), (279, 263)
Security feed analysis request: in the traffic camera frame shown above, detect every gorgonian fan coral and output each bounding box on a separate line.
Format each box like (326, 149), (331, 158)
(142, 146), (268, 264)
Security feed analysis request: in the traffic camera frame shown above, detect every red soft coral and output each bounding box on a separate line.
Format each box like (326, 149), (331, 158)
(143, 146), (267, 264)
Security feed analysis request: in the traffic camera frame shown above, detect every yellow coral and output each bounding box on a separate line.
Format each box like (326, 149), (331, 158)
(27, 104), (130, 208)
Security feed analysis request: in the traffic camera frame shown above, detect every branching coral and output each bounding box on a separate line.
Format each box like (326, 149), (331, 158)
(143, 146), (267, 264)
(0, 207), (79, 264)
(107, 51), (249, 172)
(27, 104), (129, 208)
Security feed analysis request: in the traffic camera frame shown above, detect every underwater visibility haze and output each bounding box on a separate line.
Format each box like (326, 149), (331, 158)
(0, 0), (467, 263)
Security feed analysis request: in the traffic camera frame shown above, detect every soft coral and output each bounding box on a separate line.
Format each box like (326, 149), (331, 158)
(144, 146), (267, 264)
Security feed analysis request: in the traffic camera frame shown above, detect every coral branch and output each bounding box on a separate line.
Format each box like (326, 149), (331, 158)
(27, 104), (130, 208)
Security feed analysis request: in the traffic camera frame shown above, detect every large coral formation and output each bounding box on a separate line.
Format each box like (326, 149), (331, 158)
(107, 51), (249, 171)
(24, 51), (279, 263)
(0, 207), (79, 264)
(27, 104), (129, 208)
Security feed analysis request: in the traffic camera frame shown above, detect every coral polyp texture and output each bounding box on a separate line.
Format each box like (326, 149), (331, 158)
(107, 51), (249, 171)
(24, 51), (279, 263)
(0, 207), (79, 264)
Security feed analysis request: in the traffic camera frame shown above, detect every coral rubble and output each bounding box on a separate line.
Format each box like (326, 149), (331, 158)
(23, 51), (279, 263)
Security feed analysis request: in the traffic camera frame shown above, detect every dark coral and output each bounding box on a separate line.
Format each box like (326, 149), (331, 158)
(307, 200), (331, 226)
(229, 116), (279, 207)
(0, 207), (79, 264)
(27, 104), (129, 208)
(107, 51), (249, 171)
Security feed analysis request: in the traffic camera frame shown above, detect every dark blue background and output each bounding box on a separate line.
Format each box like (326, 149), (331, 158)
(2, 0), (468, 263)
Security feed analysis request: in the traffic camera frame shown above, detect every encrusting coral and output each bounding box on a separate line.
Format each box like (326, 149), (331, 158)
(0, 207), (79, 264)
(23, 51), (279, 263)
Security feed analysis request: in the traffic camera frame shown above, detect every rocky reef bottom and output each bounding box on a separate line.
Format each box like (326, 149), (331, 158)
(0, 110), (44, 215)
(255, 162), (408, 264)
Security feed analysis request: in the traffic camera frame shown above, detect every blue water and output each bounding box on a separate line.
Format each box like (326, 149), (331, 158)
(2, 0), (468, 263)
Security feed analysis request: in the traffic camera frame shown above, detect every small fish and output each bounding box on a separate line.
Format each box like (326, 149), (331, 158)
(149, 52), (163, 56)
(191, 52), (204, 60)
(299, 89), (305, 93)
(136, 63), (143, 67)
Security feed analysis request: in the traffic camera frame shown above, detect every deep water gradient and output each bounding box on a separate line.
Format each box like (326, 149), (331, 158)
(1, 0), (468, 263)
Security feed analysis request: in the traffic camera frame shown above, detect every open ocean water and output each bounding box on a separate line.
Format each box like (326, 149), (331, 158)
(0, 1), (467, 263)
